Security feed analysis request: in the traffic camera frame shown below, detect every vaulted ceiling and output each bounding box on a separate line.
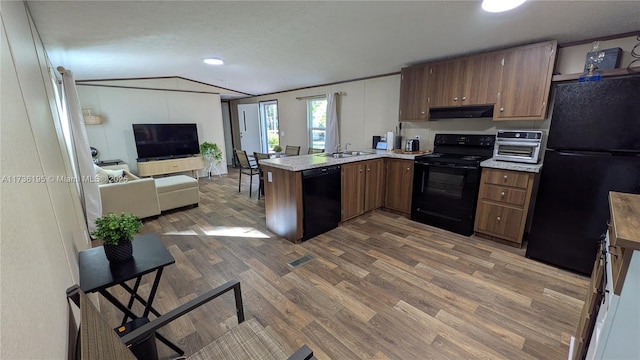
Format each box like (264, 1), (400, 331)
(27, 1), (640, 99)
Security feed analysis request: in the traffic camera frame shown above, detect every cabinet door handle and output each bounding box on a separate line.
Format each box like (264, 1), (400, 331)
(503, 175), (508, 180)
(360, 169), (363, 172)
(453, 97), (458, 101)
(500, 107), (504, 112)
(406, 168), (411, 171)
(420, 111), (425, 115)
(497, 216), (502, 221)
(501, 191), (506, 197)
(462, 96), (466, 101)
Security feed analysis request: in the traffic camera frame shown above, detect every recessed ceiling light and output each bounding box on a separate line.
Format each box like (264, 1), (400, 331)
(482, 0), (526, 13)
(203, 57), (224, 65)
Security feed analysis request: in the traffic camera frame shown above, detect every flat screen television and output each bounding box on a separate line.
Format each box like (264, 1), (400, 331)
(132, 123), (200, 161)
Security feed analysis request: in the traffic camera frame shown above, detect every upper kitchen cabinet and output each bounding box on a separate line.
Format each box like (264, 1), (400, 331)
(429, 53), (502, 109)
(494, 40), (557, 121)
(398, 40), (557, 122)
(462, 52), (503, 106)
(398, 64), (429, 121)
(428, 59), (465, 108)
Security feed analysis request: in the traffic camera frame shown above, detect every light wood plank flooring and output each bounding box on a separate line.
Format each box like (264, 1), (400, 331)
(99, 167), (589, 359)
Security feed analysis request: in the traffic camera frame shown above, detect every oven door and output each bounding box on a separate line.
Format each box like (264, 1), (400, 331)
(411, 161), (481, 236)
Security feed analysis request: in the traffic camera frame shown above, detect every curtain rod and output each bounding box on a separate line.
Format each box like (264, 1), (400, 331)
(296, 92), (346, 101)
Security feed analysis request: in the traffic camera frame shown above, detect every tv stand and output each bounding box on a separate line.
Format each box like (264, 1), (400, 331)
(137, 156), (204, 178)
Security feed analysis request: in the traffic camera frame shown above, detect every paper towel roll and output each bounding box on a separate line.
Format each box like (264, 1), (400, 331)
(386, 131), (394, 150)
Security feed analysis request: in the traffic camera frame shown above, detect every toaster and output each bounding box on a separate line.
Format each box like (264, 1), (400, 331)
(405, 139), (420, 152)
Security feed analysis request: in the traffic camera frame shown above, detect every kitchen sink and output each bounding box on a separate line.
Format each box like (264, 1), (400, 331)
(317, 152), (355, 158)
(316, 151), (373, 158)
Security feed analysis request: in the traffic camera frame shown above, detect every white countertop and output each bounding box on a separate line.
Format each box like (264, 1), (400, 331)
(259, 149), (421, 171)
(480, 158), (543, 173)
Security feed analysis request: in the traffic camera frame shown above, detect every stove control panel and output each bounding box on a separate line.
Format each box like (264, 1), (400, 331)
(496, 130), (543, 141)
(434, 134), (496, 148)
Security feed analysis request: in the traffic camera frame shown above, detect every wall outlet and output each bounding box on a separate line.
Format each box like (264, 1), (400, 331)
(415, 135), (420, 140)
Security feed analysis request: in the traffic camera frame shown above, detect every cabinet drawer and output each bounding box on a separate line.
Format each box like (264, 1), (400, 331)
(481, 185), (527, 206)
(475, 202), (524, 242)
(483, 168), (530, 189)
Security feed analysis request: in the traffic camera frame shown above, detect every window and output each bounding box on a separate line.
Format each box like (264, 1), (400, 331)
(259, 100), (279, 152)
(307, 98), (327, 150)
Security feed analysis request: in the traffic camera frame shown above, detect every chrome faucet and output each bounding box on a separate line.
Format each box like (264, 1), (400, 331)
(335, 143), (351, 153)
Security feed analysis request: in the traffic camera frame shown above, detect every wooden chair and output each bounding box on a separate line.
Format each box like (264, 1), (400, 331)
(285, 145), (301, 156)
(307, 148), (324, 154)
(253, 152), (271, 200)
(234, 149), (260, 197)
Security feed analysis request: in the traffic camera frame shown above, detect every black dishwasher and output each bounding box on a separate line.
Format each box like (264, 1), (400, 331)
(302, 165), (341, 240)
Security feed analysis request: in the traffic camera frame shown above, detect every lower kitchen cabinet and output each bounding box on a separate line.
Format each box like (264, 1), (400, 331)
(474, 167), (535, 245)
(342, 159), (385, 221)
(384, 158), (414, 215)
(364, 159), (385, 212)
(578, 192), (640, 359)
(572, 240), (605, 360)
(342, 162), (366, 221)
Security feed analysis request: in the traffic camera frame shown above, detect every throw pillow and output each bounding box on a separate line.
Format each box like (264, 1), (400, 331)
(94, 165), (126, 184)
(93, 165), (110, 185)
(104, 168), (126, 183)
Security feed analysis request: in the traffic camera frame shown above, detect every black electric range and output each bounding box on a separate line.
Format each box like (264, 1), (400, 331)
(411, 134), (495, 236)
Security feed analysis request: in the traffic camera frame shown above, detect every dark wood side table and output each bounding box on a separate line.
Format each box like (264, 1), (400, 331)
(79, 233), (182, 356)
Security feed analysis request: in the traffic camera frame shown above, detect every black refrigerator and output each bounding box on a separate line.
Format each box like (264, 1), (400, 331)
(525, 76), (640, 275)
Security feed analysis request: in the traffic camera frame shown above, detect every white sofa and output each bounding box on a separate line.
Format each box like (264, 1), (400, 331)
(97, 164), (161, 218)
(97, 164), (200, 218)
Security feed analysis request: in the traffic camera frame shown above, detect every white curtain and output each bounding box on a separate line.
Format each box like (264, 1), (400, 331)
(60, 68), (102, 234)
(325, 93), (339, 153)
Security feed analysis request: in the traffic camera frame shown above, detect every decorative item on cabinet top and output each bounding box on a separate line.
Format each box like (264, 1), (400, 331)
(83, 109), (104, 125)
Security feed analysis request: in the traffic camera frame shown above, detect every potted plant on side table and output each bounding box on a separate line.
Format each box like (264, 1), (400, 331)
(272, 145), (282, 157)
(200, 141), (223, 177)
(91, 212), (143, 263)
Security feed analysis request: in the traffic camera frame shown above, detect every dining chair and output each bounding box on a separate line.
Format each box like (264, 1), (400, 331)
(234, 149), (260, 197)
(253, 152), (271, 200)
(285, 145), (301, 156)
(307, 147), (324, 154)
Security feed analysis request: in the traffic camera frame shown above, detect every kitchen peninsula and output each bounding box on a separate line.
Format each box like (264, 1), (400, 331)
(260, 150), (420, 243)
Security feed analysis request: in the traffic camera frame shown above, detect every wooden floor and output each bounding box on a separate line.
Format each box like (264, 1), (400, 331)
(100, 167), (589, 360)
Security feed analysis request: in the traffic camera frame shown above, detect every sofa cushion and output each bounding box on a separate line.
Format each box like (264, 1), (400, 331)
(154, 175), (198, 194)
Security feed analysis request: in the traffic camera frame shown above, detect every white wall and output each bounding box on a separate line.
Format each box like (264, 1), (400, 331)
(77, 82), (228, 175)
(556, 35), (640, 75)
(1, 1), (90, 358)
(231, 75), (402, 153)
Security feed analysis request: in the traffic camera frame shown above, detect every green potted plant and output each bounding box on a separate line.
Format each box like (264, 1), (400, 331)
(91, 212), (143, 262)
(200, 141), (223, 177)
(272, 145), (282, 154)
(200, 141), (223, 165)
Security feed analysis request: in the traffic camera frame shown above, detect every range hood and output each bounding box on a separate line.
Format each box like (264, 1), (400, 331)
(429, 105), (494, 120)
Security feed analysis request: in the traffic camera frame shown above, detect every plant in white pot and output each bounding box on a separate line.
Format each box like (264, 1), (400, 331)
(91, 212), (142, 263)
(200, 141), (223, 177)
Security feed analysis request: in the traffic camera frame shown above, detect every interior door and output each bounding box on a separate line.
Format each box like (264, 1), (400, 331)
(238, 103), (261, 154)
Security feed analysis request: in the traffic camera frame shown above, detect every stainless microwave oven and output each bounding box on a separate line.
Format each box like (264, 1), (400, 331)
(493, 130), (543, 164)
